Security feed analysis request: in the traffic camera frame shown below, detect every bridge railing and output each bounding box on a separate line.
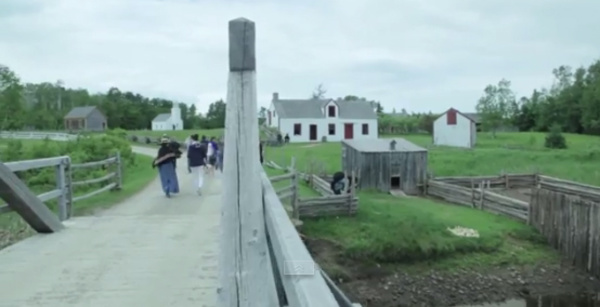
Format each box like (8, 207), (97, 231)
(1, 153), (122, 221)
(261, 172), (359, 306)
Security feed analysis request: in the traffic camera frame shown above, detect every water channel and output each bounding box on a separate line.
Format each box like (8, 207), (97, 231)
(461, 294), (600, 307)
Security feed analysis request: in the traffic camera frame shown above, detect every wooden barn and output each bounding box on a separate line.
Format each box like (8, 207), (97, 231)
(341, 138), (428, 195)
(64, 106), (107, 132)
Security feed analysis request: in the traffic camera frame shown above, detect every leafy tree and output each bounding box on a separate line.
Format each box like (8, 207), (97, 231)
(205, 99), (226, 129)
(311, 84), (327, 99)
(476, 79), (515, 137)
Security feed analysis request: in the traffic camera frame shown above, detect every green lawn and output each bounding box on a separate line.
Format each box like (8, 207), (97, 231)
(261, 132), (600, 271)
(265, 132), (600, 185)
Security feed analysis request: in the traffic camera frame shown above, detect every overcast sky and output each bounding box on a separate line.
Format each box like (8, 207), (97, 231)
(1, 0), (599, 114)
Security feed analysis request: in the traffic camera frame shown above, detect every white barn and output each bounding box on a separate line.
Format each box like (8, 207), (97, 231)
(433, 108), (477, 148)
(266, 93), (378, 143)
(151, 104), (184, 131)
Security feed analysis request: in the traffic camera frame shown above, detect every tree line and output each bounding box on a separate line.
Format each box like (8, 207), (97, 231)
(0, 64), (226, 131)
(476, 60), (600, 136)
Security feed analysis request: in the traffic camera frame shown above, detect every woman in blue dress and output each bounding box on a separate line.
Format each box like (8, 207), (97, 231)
(153, 137), (181, 197)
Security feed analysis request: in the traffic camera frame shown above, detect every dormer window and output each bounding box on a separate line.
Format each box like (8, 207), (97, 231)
(328, 105), (336, 117)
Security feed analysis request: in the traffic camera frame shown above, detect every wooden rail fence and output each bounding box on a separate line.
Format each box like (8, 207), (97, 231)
(530, 188), (600, 278)
(426, 179), (529, 221)
(269, 167), (359, 219)
(433, 172), (537, 189)
(1, 153), (122, 221)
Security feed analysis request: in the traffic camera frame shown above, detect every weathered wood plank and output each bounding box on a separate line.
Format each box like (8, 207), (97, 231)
(72, 182), (117, 202)
(217, 17), (279, 307)
(5, 156), (70, 172)
(72, 156), (117, 169)
(72, 172), (116, 186)
(270, 173), (294, 183)
(0, 161), (64, 233)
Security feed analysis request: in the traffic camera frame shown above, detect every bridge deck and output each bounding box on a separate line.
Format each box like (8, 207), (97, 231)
(0, 147), (220, 307)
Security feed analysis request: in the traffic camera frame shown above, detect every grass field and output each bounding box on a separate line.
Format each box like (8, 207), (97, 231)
(266, 132), (600, 185)
(263, 132), (600, 271)
(0, 140), (157, 249)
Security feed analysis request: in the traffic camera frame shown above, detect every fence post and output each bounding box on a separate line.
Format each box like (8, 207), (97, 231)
(479, 180), (485, 210)
(349, 170), (356, 215)
(55, 161), (68, 221)
(470, 180), (475, 208)
(290, 157), (299, 219)
(65, 157), (73, 219)
(114, 151), (123, 190)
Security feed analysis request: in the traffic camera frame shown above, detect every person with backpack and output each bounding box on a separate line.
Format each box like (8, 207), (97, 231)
(153, 136), (182, 198)
(330, 171), (347, 195)
(187, 134), (208, 195)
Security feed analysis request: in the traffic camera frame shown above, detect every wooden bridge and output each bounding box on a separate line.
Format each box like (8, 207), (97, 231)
(0, 18), (359, 307)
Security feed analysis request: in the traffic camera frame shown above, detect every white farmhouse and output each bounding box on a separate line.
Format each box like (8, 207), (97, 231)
(433, 108), (477, 148)
(151, 104), (184, 131)
(266, 92), (378, 143)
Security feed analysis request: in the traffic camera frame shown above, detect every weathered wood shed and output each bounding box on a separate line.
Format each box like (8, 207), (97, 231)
(64, 106), (107, 132)
(341, 138), (428, 195)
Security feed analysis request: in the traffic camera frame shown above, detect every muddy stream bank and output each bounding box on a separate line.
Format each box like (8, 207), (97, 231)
(305, 238), (600, 307)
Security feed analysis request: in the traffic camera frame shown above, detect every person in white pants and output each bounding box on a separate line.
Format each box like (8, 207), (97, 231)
(186, 134), (208, 195)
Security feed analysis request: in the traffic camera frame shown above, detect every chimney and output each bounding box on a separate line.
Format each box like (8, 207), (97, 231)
(272, 92), (279, 101)
(390, 140), (397, 151)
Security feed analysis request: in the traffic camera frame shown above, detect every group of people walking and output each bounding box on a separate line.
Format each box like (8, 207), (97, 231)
(152, 134), (221, 198)
(153, 133), (267, 198)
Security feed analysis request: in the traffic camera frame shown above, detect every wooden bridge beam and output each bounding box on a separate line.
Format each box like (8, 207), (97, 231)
(0, 161), (64, 233)
(218, 18), (280, 306)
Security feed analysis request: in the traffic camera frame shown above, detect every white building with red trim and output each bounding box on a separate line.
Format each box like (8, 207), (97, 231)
(266, 92), (378, 143)
(433, 108), (477, 148)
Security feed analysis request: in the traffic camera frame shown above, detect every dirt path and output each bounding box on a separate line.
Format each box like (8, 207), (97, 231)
(0, 146), (221, 307)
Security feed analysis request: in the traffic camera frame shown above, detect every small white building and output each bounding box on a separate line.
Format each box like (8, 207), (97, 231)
(151, 104), (184, 131)
(266, 92), (378, 143)
(433, 108), (477, 148)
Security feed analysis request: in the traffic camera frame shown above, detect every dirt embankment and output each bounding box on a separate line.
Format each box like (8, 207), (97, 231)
(305, 237), (600, 307)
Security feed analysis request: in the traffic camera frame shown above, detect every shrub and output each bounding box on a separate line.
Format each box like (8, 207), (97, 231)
(544, 124), (567, 149)
(107, 128), (127, 140)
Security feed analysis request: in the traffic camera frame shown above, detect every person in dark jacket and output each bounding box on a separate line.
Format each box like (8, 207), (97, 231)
(153, 137), (182, 197)
(330, 171), (346, 195)
(187, 134), (208, 195)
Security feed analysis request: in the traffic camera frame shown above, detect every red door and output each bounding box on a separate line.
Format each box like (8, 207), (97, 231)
(344, 123), (354, 139)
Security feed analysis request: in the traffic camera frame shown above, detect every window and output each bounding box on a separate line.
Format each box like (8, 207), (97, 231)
(328, 124), (335, 135)
(328, 105), (336, 117)
(447, 110), (457, 125)
(294, 123), (302, 135)
(362, 123), (369, 135)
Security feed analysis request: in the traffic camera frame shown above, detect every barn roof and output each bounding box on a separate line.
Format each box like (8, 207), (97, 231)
(152, 113), (171, 122)
(343, 138), (427, 153)
(272, 98), (377, 120)
(438, 108), (479, 123)
(64, 106), (100, 119)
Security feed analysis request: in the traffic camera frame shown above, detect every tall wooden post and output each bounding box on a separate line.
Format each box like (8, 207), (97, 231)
(114, 151), (123, 190)
(290, 157), (299, 220)
(218, 18), (279, 306)
(55, 161), (67, 221)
